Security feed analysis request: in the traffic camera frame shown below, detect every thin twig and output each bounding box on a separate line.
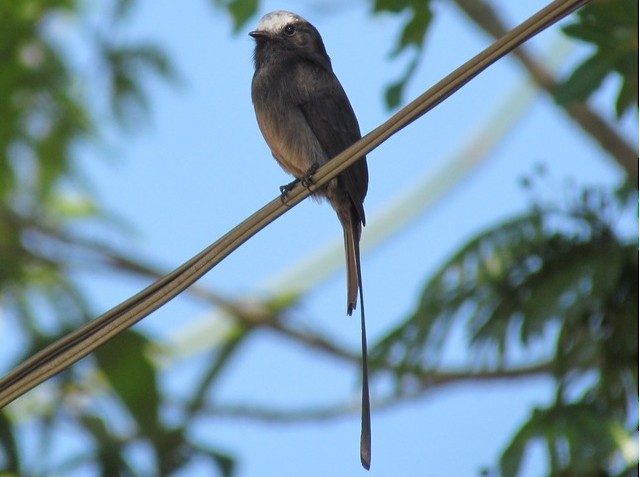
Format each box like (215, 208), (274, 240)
(203, 361), (554, 424)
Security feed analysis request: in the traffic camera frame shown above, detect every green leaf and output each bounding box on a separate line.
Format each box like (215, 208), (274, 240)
(555, 52), (616, 105)
(209, 449), (236, 477)
(562, 23), (611, 46)
(376, 0), (435, 109)
(103, 43), (176, 126)
(385, 79), (404, 109)
(0, 411), (20, 474)
(373, 0), (413, 14)
(500, 413), (539, 477)
(79, 415), (131, 477)
(385, 55), (419, 108)
(394, 3), (432, 53)
(578, 0), (637, 31)
(615, 57), (638, 117)
(227, 0), (258, 32)
(95, 330), (160, 438)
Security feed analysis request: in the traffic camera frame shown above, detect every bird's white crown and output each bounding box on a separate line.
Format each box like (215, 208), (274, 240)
(255, 10), (305, 34)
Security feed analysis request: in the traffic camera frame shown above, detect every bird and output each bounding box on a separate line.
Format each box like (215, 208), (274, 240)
(249, 10), (371, 469)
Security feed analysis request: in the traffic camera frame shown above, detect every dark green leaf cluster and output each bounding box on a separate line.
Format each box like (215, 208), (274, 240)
(371, 176), (638, 476)
(0, 329), (242, 476)
(0, 0), (176, 319)
(500, 403), (635, 477)
(0, 0), (96, 358)
(0, 1), (236, 475)
(556, 0), (638, 118)
(102, 43), (176, 126)
(373, 0), (434, 108)
(217, 0), (259, 32)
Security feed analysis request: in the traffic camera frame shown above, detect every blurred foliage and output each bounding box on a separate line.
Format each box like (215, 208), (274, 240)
(500, 403), (635, 477)
(0, 1), (637, 477)
(213, 0), (259, 32)
(555, 0), (638, 118)
(0, 0), (175, 326)
(373, 0), (638, 114)
(371, 0), (434, 108)
(371, 172), (638, 476)
(0, 0), (235, 475)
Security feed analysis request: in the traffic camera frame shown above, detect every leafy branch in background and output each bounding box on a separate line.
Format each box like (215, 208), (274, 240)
(372, 0), (434, 107)
(0, 0), (175, 331)
(371, 172), (638, 476)
(555, 0), (638, 118)
(0, 1), (214, 475)
(379, 0), (638, 122)
(452, 0), (638, 183)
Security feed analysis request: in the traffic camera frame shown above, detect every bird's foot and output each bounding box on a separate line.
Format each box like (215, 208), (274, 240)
(279, 178), (299, 202)
(300, 163), (319, 189)
(279, 164), (319, 203)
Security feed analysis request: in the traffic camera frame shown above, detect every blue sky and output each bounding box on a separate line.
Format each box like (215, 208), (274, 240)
(35, 0), (635, 475)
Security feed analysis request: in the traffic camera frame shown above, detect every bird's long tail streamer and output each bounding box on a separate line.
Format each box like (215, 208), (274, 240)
(354, 232), (371, 470)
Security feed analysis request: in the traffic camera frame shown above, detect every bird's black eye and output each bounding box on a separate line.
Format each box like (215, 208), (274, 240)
(284, 24), (295, 36)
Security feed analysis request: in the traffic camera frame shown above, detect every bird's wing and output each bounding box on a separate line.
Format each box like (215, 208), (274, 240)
(295, 65), (368, 225)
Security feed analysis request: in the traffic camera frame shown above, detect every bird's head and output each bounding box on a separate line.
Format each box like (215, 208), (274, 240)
(249, 11), (330, 68)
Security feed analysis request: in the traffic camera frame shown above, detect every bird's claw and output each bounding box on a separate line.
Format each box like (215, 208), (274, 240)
(301, 163), (319, 189)
(279, 163), (319, 202)
(279, 179), (299, 203)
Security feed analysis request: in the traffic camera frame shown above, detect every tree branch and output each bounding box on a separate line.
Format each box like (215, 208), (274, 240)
(453, 0), (638, 184)
(202, 361), (554, 424)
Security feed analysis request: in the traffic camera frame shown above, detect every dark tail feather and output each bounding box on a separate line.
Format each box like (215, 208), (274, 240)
(344, 219), (359, 316)
(356, 243), (371, 470)
(343, 213), (371, 470)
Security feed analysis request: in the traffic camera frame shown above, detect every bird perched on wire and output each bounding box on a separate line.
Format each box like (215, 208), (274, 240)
(249, 10), (371, 469)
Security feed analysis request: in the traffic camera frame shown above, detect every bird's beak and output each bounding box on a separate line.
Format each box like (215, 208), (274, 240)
(249, 30), (270, 41)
